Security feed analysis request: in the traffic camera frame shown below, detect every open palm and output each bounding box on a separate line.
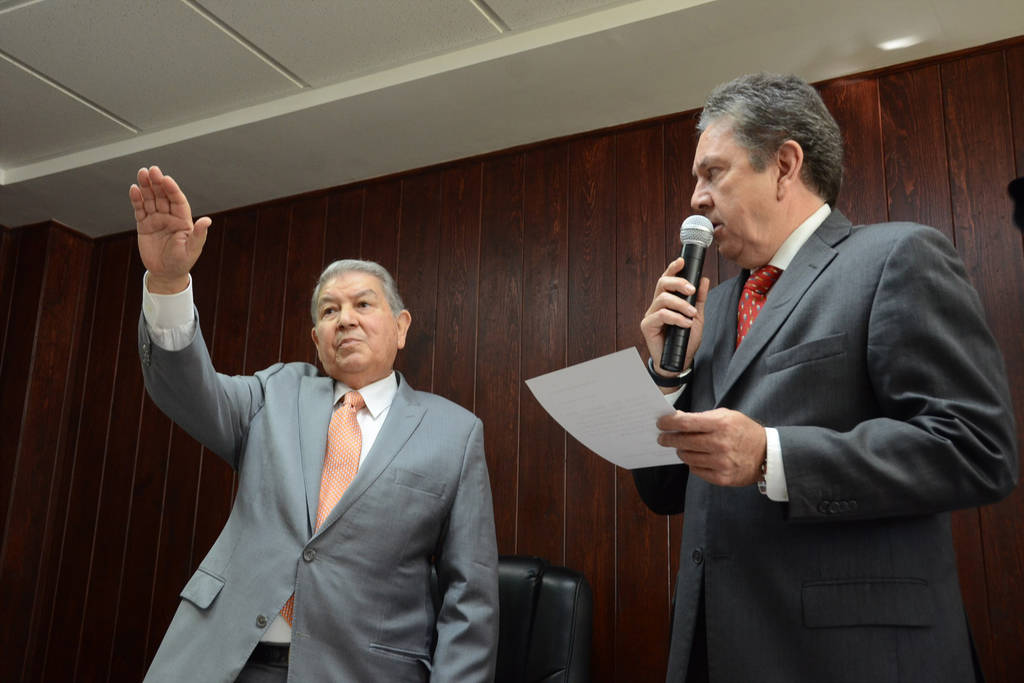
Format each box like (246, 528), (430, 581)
(129, 165), (210, 292)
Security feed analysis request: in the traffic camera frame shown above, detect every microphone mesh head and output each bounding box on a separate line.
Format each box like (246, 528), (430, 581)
(679, 215), (714, 247)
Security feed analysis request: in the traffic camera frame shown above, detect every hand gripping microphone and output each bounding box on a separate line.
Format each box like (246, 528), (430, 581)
(659, 215), (714, 373)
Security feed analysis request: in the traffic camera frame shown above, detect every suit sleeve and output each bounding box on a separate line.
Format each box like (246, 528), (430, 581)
(431, 418), (499, 682)
(139, 312), (277, 469)
(780, 226), (1019, 520)
(633, 381), (692, 515)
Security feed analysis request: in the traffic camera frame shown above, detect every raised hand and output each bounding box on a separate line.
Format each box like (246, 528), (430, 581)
(129, 166), (211, 293)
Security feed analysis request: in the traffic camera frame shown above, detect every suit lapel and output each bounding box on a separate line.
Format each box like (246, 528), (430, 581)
(717, 211), (851, 404)
(299, 374), (336, 535)
(313, 373), (426, 537)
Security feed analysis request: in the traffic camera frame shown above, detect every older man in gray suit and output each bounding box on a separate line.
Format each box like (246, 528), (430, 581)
(130, 166), (498, 682)
(636, 74), (1018, 682)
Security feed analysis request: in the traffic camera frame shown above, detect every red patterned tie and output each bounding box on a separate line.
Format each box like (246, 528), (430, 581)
(736, 265), (783, 347)
(279, 391), (365, 626)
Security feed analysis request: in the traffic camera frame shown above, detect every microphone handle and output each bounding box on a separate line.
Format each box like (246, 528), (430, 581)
(659, 242), (707, 373)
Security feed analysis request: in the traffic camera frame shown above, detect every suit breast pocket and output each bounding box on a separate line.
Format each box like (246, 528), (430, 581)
(393, 468), (446, 499)
(765, 332), (847, 373)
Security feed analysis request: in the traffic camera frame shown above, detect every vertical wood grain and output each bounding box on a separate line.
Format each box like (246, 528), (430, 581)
(820, 78), (888, 225)
(614, 124), (671, 683)
(395, 172), (441, 392)
(517, 144), (569, 563)
(476, 154), (524, 555)
(323, 187), (364, 266)
(282, 197), (327, 366)
(361, 181), (401, 276)
(566, 134), (618, 681)
(433, 164), (482, 412)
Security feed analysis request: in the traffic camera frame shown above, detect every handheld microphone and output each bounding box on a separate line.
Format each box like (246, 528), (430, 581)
(660, 215), (714, 373)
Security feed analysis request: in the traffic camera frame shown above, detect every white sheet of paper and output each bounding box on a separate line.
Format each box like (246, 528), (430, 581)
(524, 347), (681, 469)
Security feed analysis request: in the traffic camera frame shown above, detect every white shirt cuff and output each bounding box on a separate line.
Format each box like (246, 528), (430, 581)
(142, 272), (196, 351)
(763, 427), (789, 501)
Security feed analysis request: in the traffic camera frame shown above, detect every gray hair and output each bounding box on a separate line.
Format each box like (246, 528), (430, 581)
(697, 73), (844, 206)
(311, 259), (406, 323)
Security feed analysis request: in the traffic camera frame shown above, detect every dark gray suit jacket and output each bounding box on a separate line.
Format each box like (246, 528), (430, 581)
(635, 211), (1018, 682)
(139, 316), (499, 682)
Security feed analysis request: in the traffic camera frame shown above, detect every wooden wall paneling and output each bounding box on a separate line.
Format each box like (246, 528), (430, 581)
(395, 172), (441, 392)
(663, 113), (702, 584)
(942, 50), (1024, 683)
(108, 375), (175, 683)
(40, 237), (131, 682)
(281, 197), (327, 367)
(476, 154), (524, 555)
(74, 248), (150, 682)
(819, 78), (888, 225)
(323, 187), (365, 266)
(433, 164), (482, 412)
(518, 145), (569, 563)
(243, 204), (291, 374)
(183, 221), (229, 574)
(0, 227), (44, 545)
(0, 227), (90, 682)
(23, 229), (98, 683)
(565, 134), (618, 681)
(613, 125), (671, 682)
(0, 227), (20, 376)
(1010, 44), (1024, 176)
(878, 66), (955, 237)
(361, 181), (401, 276)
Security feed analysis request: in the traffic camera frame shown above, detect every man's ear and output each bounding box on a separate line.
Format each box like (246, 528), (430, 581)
(776, 139), (805, 200)
(311, 326), (319, 347)
(395, 310), (412, 350)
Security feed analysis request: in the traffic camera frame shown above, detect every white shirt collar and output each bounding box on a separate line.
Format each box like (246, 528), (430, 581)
(768, 203), (831, 270)
(333, 372), (398, 419)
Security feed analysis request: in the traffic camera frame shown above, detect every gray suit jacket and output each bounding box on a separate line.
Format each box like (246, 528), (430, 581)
(635, 211), (1018, 682)
(139, 316), (498, 682)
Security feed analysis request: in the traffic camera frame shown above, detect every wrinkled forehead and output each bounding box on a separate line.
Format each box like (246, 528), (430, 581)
(318, 271), (387, 303)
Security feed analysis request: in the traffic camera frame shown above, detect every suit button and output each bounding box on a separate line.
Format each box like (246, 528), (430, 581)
(691, 548), (704, 565)
(256, 614), (268, 628)
(818, 501), (830, 514)
(828, 501), (840, 514)
(303, 548), (317, 562)
(849, 500), (858, 512)
(839, 501), (849, 512)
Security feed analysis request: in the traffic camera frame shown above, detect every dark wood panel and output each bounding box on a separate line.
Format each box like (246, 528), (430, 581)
(395, 172), (441, 392)
(878, 66), (954, 238)
(476, 154), (524, 555)
(281, 197), (326, 366)
(40, 237), (132, 682)
(1009, 44), (1024, 177)
(941, 50), (1024, 683)
(244, 204), (291, 373)
(518, 144), (568, 563)
(75, 247), (149, 682)
(565, 134), (618, 682)
(323, 187), (364, 266)
(361, 181), (401, 276)
(1, 227), (91, 682)
(23, 229), (98, 683)
(433, 164), (482, 412)
(613, 124), (671, 683)
(0, 227), (45, 548)
(0, 227), (20, 378)
(820, 78), (888, 225)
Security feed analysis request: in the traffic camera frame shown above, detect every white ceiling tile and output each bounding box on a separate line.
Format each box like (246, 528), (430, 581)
(485, 0), (630, 30)
(0, 58), (130, 167)
(199, 0), (498, 87)
(0, 0), (300, 131)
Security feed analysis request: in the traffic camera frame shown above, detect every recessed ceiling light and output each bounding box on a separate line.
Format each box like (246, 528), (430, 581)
(878, 36), (922, 51)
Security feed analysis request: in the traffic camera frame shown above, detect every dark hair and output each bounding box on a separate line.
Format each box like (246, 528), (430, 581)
(697, 73), (844, 206)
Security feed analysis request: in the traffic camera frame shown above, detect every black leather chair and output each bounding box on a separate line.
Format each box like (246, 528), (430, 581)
(496, 555), (592, 683)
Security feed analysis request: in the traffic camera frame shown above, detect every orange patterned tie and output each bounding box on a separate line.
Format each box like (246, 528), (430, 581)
(279, 391), (365, 626)
(736, 265), (783, 348)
